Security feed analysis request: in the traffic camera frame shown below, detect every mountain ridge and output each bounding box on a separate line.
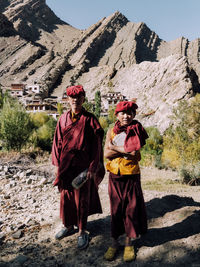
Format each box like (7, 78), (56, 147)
(0, 1), (199, 132)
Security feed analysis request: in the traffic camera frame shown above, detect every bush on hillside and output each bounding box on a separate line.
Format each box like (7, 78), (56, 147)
(30, 112), (50, 128)
(140, 126), (163, 167)
(30, 114), (57, 151)
(0, 100), (34, 151)
(180, 163), (200, 185)
(162, 94), (200, 165)
(94, 91), (101, 119)
(162, 94), (200, 183)
(57, 102), (64, 116)
(83, 97), (94, 113)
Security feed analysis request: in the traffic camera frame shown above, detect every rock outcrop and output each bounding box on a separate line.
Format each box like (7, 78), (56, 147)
(0, 1), (200, 132)
(1, 0), (67, 41)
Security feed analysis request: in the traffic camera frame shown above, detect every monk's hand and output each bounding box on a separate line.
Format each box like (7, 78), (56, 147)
(125, 150), (136, 159)
(109, 141), (115, 150)
(87, 171), (96, 180)
(130, 150), (136, 156)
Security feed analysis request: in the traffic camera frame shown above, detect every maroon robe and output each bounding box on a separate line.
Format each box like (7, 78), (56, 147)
(52, 108), (105, 228)
(108, 173), (147, 239)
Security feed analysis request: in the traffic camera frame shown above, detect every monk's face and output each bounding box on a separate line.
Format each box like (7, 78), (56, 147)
(116, 110), (135, 126)
(68, 95), (85, 113)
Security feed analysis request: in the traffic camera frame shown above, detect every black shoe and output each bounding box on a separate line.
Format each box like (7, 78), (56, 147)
(77, 233), (89, 250)
(55, 227), (74, 240)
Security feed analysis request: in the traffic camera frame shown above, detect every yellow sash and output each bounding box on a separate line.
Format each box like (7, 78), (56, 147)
(106, 128), (140, 175)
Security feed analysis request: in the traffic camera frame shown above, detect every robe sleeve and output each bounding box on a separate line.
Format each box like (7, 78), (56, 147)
(51, 115), (64, 167)
(88, 116), (104, 175)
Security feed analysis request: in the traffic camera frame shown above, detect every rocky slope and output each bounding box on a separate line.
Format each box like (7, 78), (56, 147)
(0, 0), (200, 131)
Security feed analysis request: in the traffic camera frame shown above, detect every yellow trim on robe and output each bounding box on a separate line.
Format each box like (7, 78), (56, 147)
(71, 111), (79, 122)
(106, 128), (140, 175)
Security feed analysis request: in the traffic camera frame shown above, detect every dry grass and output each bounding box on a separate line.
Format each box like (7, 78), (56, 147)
(141, 166), (200, 196)
(0, 151), (21, 162)
(141, 177), (188, 191)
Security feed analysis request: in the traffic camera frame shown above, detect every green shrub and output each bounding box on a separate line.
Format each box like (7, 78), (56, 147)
(30, 112), (49, 128)
(0, 100), (34, 151)
(30, 114), (57, 151)
(99, 116), (109, 130)
(57, 102), (63, 116)
(180, 163), (200, 185)
(0, 87), (3, 109)
(162, 94), (200, 169)
(83, 97), (94, 113)
(140, 127), (163, 167)
(161, 94), (200, 185)
(94, 91), (101, 119)
(107, 105), (116, 125)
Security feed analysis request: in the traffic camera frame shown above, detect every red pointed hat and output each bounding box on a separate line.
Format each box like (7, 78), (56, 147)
(115, 101), (138, 115)
(66, 85), (85, 97)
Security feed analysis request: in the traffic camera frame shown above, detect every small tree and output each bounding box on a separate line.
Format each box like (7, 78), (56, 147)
(94, 91), (101, 118)
(34, 117), (57, 151)
(69, 77), (76, 85)
(162, 94), (200, 184)
(57, 102), (64, 116)
(140, 127), (163, 167)
(30, 112), (49, 128)
(107, 105), (116, 125)
(83, 97), (94, 113)
(0, 100), (34, 151)
(99, 116), (109, 130)
(29, 112), (57, 151)
(0, 86), (3, 109)
(162, 94), (200, 167)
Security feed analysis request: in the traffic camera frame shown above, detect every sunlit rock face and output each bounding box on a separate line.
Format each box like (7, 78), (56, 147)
(0, 1), (199, 132)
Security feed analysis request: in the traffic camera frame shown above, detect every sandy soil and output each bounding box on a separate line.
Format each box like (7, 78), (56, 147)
(0, 160), (200, 267)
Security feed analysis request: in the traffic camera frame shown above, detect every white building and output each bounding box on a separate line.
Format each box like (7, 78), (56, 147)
(26, 84), (40, 94)
(101, 91), (127, 116)
(10, 84), (26, 97)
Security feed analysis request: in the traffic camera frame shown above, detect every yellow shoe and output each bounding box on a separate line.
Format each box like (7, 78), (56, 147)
(123, 246), (135, 262)
(104, 247), (117, 261)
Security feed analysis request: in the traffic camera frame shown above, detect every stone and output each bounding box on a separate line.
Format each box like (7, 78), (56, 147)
(12, 230), (23, 239)
(39, 178), (48, 185)
(26, 178), (32, 185)
(0, 233), (6, 241)
(13, 255), (29, 265)
(19, 172), (25, 179)
(25, 169), (32, 176)
(3, 166), (8, 172)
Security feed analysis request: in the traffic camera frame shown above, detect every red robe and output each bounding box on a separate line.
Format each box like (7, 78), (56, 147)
(52, 109), (105, 228)
(109, 173), (147, 239)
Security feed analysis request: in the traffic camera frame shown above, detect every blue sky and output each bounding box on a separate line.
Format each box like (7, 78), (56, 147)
(46, 0), (200, 41)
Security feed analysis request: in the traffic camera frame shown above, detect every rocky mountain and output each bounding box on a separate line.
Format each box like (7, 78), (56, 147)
(0, 0), (200, 132)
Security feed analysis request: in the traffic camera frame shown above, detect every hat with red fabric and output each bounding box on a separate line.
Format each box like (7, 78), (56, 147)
(66, 85), (85, 97)
(115, 101), (138, 115)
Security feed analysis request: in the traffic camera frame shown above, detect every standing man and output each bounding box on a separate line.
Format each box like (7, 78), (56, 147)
(52, 85), (105, 250)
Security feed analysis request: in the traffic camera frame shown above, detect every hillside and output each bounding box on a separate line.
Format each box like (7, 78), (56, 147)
(0, 0), (200, 131)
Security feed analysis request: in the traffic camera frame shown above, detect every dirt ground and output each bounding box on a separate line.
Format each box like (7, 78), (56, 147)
(0, 158), (200, 267)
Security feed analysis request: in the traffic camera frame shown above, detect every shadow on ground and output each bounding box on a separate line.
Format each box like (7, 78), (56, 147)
(1, 195), (200, 266)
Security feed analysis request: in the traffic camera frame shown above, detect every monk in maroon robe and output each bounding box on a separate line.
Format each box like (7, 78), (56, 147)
(52, 85), (105, 250)
(104, 101), (148, 262)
